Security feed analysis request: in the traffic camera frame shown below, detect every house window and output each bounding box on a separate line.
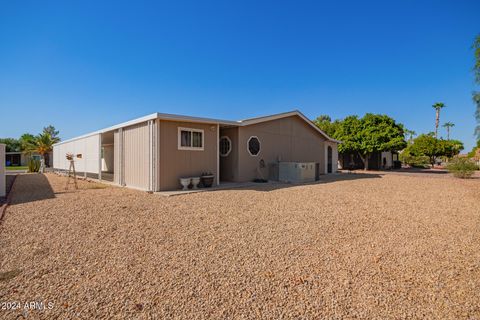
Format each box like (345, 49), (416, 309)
(247, 136), (260, 156)
(178, 127), (204, 150)
(219, 136), (231, 157)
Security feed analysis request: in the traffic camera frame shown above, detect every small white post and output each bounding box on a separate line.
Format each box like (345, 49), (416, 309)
(216, 124), (220, 186)
(0, 144), (5, 197)
(98, 134), (102, 180)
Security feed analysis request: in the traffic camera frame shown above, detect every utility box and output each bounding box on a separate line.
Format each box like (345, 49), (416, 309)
(278, 162), (316, 183)
(0, 144), (5, 197)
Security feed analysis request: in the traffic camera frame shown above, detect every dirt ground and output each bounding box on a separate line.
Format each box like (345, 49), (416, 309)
(0, 172), (479, 319)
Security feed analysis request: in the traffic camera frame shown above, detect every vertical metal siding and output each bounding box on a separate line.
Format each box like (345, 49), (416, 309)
(53, 134), (100, 174)
(113, 130), (121, 185)
(122, 122), (150, 190)
(158, 120), (218, 191)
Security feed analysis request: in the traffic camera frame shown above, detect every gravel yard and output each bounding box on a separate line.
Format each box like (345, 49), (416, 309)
(1, 172), (479, 319)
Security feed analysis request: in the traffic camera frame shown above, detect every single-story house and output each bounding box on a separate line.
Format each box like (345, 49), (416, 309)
(338, 151), (399, 170)
(5, 152), (45, 167)
(53, 110), (340, 191)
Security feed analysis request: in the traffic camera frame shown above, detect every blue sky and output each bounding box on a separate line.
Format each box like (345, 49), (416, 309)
(0, 0), (479, 150)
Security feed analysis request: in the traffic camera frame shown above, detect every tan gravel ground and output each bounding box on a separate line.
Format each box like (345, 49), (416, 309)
(0, 172), (479, 319)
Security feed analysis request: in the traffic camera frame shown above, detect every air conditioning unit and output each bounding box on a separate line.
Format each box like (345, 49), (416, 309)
(278, 162), (316, 183)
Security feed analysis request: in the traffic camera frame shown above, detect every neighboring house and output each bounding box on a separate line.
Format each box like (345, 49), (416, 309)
(338, 151), (399, 170)
(5, 152), (51, 167)
(53, 110), (340, 191)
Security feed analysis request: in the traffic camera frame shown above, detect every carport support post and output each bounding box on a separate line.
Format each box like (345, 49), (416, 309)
(0, 144), (5, 197)
(98, 134), (102, 181)
(216, 124), (220, 186)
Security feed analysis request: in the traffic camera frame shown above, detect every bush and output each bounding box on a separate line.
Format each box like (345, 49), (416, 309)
(399, 152), (430, 168)
(27, 159), (40, 173)
(447, 158), (477, 178)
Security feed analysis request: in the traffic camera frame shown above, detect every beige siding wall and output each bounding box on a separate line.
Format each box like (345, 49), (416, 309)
(159, 120), (218, 191)
(219, 127), (239, 182)
(123, 122), (150, 190)
(236, 115), (328, 182)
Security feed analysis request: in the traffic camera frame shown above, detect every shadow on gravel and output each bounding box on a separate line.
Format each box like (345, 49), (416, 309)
(390, 168), (449, 175)
(9, 174), (56, 205)
(226, 172), (383, 193)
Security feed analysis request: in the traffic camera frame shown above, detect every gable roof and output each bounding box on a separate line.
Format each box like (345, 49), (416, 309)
(55, 110), (340, 146)
(239, 110), (340, 143)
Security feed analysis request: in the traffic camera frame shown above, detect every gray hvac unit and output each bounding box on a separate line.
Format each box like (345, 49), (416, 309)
(278, 162), (316, 183)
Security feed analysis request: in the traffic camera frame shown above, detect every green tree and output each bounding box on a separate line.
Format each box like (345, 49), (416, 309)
(467, 139), (480, 158)
(314, 115), (340, 137)
(432, 102), (446, 138)
(0, 138), (21, 152)
(440, 139), (464, 159)
(408, 134), (439, 166)
(442, 122), (455, 140)
(333, 114), (407, 170)
(407, 134), (464, 166)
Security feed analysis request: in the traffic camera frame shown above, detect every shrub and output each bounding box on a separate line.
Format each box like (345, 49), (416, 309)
(399, 152), (430, 168)
(447, 158), (477, 178)
(28, 159), (40, 173)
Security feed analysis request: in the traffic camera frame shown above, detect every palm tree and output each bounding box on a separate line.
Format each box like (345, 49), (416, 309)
(19, 133), (37, 155)
(432, 102), (446, 138)
(35, 130), (60, 167)
(442, 122), (455, 140)
(405, 129), (416, 142)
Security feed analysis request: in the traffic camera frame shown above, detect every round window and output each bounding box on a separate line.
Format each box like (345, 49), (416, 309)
(247, 136), (260, 156)
(219, 136), (232, 157)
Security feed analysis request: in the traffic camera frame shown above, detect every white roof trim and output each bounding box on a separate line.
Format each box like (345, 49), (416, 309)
(54, 110), (340, 147)
(240, 110), (340, 143)
(54, 113), (239, 146)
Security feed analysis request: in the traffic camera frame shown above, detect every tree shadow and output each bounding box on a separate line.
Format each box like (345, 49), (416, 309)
(389, 168), (449, 175)
(216, 172), (383, 193)
(8, 174), (56, 205)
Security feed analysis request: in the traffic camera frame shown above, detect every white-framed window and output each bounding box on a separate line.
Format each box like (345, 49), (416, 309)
(219, 136), (232, 157)
(178, 127), (204, 151)
(247, 136), (261, 156)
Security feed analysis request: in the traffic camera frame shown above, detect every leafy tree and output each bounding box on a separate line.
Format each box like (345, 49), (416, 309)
(0, 138), (21, 152)
(333, 114), (407, 170)
(408, 134), (439, 166)
(399, 147), (429, 167)
(432, 102), (446, 138)
(441, 139), (464, 158)
(467, 139), (480, 158)
(406, 133), (464, 166)
(314, 115), (340, 137)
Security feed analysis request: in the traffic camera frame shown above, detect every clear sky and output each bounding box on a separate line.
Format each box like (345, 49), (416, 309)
(0, 0), (479, 150)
